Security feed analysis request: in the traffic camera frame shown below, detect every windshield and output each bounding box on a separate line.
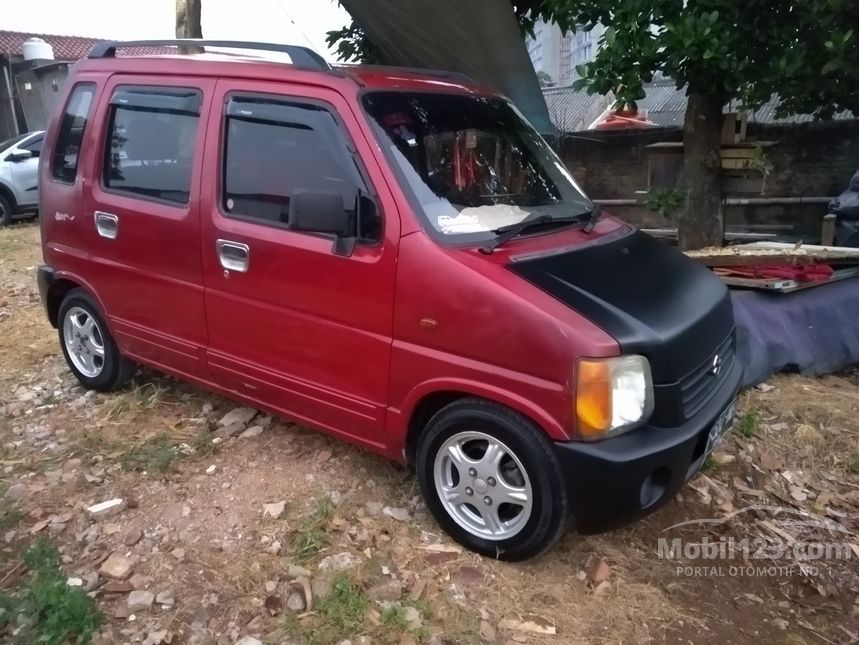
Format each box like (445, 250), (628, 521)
(0, 133), (30, 153)
(362, 91), (592, 240)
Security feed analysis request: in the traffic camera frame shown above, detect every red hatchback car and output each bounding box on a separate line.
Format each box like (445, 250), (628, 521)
(38, 40), (742, 560)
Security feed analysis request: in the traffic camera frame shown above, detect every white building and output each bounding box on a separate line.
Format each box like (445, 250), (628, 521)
(526, 20), (605, 86)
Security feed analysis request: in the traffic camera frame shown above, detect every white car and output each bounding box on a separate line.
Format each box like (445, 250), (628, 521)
(0, 130), (44, 225)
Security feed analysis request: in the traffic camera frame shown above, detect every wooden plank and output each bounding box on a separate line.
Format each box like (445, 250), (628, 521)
(716, 275), (799, 290)
(689, 254), (859, 267)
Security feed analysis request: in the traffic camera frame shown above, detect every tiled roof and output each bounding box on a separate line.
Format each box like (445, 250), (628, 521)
(0, 30), (175, 61)
(544, 78), (857, 132)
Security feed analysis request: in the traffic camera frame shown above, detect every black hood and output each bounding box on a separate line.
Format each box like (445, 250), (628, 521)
(509, 228), (735, 385)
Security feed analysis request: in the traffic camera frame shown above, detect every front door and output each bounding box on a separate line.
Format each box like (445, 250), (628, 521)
(200, 80), (399, 448)
(8, 133), (42, 208)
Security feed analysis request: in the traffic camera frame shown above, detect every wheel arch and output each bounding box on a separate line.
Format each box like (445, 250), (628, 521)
(0, 181), (16, 208)
(46, 274), (109, 330)
(401, 380), (569, 464)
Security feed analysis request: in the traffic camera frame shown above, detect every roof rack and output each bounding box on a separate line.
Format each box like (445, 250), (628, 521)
(88, 39), (331, 71)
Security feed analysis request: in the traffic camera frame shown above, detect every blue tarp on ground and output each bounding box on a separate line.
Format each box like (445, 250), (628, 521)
(731, 278), (859, 387)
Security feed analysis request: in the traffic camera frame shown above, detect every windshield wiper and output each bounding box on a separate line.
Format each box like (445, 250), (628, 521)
(479, 212), (587, 254)
(583, 204), (603, 234)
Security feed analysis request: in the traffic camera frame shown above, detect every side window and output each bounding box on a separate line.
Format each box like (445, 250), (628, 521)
(21, 135), (43, 157)
(103, 87), (201, 205)
(222, 96), (380, 240)
(51, 84), (95, 183)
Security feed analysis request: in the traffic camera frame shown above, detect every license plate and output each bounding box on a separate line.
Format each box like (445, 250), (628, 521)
(705, 398), (738, 457)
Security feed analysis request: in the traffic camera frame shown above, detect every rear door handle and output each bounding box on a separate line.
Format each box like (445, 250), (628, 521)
(94, 211), (118, 239)
(216, 239), (250, 273)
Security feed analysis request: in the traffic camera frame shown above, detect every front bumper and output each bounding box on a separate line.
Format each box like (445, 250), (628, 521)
(554, 357), (743, 534)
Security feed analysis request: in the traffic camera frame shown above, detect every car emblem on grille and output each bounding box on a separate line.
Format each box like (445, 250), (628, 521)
(711, 354), (722, 376)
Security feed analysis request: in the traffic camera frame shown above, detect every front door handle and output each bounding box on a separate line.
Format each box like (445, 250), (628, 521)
(216, 239), (250, 273)
(94, 211), (118, 239)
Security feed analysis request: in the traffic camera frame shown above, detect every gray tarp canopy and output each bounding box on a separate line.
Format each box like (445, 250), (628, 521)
(340, 0), (555, 134)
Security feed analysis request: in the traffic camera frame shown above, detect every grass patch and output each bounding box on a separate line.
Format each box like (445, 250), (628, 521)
(119, 434), (181, 473)
(702, 454), (719, 474)
(0, 538), (103, 644)
(99, 381), (168, 423)
(307, 575), (368, 644)
(291, 497), (335, 562)
(736, 411), (759, 439)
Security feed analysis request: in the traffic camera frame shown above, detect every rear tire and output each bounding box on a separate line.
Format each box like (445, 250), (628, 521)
(416, 398), (568, 561)
(58, 289), (135, 391)
(0, 194), (12, 226)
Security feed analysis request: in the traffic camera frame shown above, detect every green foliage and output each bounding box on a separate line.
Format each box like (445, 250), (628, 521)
(736, 411), (759, 439)
(119, 434), (181, 473)
(2, 538), (103, 644)
(309, 575), (368, 644)
(702, 453), (719, 474)
(642, 186), (685, 220)
(559, 0), (857, 119)
(291, 496), (335, 561)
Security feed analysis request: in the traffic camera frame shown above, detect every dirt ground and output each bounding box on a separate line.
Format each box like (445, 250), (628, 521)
(1, 222), (857, 645)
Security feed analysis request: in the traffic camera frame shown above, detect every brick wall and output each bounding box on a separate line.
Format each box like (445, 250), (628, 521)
(558, 119), (859, 238)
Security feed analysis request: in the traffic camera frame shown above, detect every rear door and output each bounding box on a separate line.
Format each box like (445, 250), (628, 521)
(200, 79), (399, 447)
(81, 76), (214, 380)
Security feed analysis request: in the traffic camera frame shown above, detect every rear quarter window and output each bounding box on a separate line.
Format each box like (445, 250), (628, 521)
(51, 84), (96, 183)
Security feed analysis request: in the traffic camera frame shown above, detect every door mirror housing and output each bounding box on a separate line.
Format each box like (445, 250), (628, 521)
(288, 190), (356, 255)
(6, 149), (33, 163)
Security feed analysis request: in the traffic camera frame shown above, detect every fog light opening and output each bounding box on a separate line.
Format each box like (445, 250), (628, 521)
(640, 466), (671, 508)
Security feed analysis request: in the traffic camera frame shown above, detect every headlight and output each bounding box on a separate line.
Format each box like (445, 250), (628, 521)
(575, 355), (654, 440)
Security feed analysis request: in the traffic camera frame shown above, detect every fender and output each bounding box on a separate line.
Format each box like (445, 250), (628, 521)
(49, 269), (114, 333)
(388, 376), (571, 445)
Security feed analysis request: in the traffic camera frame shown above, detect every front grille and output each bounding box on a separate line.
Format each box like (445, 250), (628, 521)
(679, 333), (735, 419)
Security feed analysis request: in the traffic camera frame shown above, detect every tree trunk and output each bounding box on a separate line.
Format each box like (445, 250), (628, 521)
(176, 0), (203, 42)
(678, 91), (725, 250)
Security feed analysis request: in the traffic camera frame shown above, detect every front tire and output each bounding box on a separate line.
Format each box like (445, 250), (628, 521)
(0, 194), (12, 226)
(416, 398), (568, 561)
(58, 289), (135, 391)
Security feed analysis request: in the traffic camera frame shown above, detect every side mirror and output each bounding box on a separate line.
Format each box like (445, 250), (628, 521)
(6, 149), (33, 163)
(288, 190), (356, 255)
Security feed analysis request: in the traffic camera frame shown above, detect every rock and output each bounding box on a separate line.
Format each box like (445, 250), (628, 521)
(234, 638), (262, 645)
(593, 580), (612, 594)
(318, 551), (362, 573)
(286, 592), (305, 612)
(575, 570), (587, 582)
(205, 464), (216, 475)
(217, 422), (245, 438)
(99, 552), (135, 579)
(102, 580), (134, 593)
(202, 402), (214, 414)
(123, 528), (143, 546)
(328, 490), (343, 506)
(144, 629), (169, 645)
(446, 583), (467, 607)
(239, 426), (264, 439)
(265, 541), (282, 555)
(262, 501), (286, 518)
(364, 501), (384, 517)
(383, 506), (412, 522)
(129, 573), (152, 590)
(288, 564), (312, 578)
(585, 555), (612, 584)
(402, 606), (422, 631)
(66, 576), (83, 587)
(368, 579), (403, 601)
(312, 576), (334, 600)
(86, 498), (125, 518)
(480, 620), (496, 641)
(82, 571), (99, 591)
(3, 530), (15, 544)
(498, 614), (556, 635)
(265, 580), (278, 593)
(4, 483), (27, 501)
(127, 590), (155, 612)
(218, 407), (257, 427)
(773, 618), (789, 630)
(455, 565), (484, 587)
(171, 548), (186, 561)
(155, 589), (175, 607)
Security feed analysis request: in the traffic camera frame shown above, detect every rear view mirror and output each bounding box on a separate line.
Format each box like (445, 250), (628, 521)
(288, 190), (356, 255)
(6, 149), (33, 163)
